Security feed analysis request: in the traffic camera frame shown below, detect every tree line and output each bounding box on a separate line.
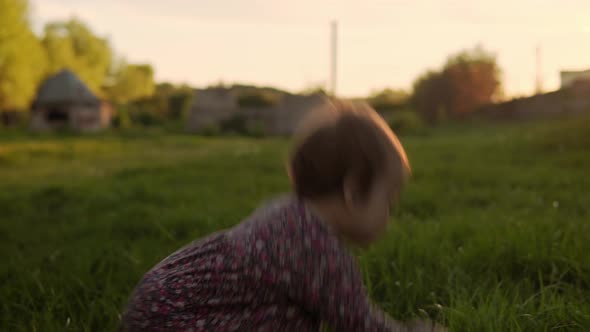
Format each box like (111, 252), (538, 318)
(1, 0), (502, 127)
(368, 45), (502, 123)
(0, 0), (197, 127)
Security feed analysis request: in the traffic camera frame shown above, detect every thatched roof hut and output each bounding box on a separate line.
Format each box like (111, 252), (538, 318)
(31, 69), (111, 132)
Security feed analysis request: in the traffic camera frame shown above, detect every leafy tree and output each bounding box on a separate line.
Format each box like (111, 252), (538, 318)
(412, 70), (450, 123)
(122, 82), (193, 125)
(0, 0), (47, 110)
(105, 63), (155, 104)
(128, 95), (167, 125)
(300, 83), (328, 96)
(168, 89), (194, 120)
(412, 46), (501, 122)
(443, 46), (501, 116)
(42, 18), (112, 94)
(368, 88), (409, 112)
(155, 82), (176, 96)
(237, 91), (279, 108)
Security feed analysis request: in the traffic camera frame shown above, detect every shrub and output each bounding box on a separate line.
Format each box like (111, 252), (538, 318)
(0, 110), (29, 129)
(237, 92), (279, 108)
(133, 111), (161, 126)
(209, 115), (267, 137)
(168, 92), (194, 120)
(385, 110), (427, 136)
(245, 121), (266, 138)
(200, 123), (221, 136)
(368, 88), (409, 112)
(112, 106), (132, 129)
(220, 113), (248, 135)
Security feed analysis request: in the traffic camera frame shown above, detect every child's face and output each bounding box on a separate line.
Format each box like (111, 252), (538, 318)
(342, 169), (399, 247)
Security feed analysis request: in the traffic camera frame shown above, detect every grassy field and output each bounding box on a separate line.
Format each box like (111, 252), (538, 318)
(1, 116), (589, 331)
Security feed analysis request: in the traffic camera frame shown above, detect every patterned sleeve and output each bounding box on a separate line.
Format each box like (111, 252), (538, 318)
(259, 205), (407, 332)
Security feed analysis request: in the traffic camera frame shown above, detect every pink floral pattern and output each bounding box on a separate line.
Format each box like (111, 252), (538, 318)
(122, 195), (403, 331)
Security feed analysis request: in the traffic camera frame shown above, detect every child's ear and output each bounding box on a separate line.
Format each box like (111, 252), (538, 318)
(342, 174), (360, 209)
(285, 161), (295, 185)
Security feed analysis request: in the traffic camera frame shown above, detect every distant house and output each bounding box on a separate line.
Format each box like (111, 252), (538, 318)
(187, 86), (326, 136)
(30, 69), (112, 132)
(560, 69), (590, 89)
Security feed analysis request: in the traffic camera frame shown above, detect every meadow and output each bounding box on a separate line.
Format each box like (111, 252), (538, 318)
(1, 116), (589, 331)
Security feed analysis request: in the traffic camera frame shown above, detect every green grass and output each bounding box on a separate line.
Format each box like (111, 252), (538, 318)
(1, 116), (589, 331)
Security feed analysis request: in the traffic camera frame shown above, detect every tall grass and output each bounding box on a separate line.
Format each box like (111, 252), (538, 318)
(1, 116), (589, 331)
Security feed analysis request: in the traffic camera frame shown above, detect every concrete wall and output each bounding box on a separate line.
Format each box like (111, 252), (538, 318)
(480, 87), (590, 120)
(272, 94), (325, 135)
(187, 106), (236, 132)
(187, 89), (326, 136)
(187, 89), (238, 132)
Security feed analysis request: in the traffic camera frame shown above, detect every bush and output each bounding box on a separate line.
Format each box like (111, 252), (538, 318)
(168, 92), (194, 120)
(385, 110), (427, 136)
(199, 123), (221, 136)
(133, 111), (161, 126)
(245, 121), (265, 138)
(128, 95), (168, 123)
(112, 106), (132, 129)
(204, 114), (266, 137)
(368, 88), (409, 112)
(411, 46), (501, 122)
(0, 110), (29, 129)
(220, 113), (248, 135)
(237, 92), (279, 108)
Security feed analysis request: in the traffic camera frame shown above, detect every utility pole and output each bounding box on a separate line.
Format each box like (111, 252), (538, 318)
(330, 20), (338, 96)
(535, 44), (543, 94)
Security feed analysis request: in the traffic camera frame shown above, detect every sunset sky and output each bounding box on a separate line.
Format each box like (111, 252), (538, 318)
(32, 0), (590, 98)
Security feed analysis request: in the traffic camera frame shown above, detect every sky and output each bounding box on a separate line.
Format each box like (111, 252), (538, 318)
(31, 0), (590, 98)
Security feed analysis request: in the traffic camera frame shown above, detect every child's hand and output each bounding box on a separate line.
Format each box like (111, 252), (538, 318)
(405, 319), (448, 332)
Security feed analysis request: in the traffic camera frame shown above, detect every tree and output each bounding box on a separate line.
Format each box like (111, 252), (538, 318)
(105, 63), (155, 104)
(154, 82), (176, 96)
(300, 83), (328, 96)
(442, 46), (501, 116)
(0, 0), (47, 110)
(237, 91), (279, 108)
(411, 46), (501, 122)
(42, 18), (112, 94)
(412, 70), (450, 123)
(124, 82), (193, 124)
(368, 88), (409, 112)
(167, 86), (194, 120)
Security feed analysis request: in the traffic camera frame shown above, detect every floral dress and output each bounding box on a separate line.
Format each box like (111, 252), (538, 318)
(121, 195), (404, 331)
